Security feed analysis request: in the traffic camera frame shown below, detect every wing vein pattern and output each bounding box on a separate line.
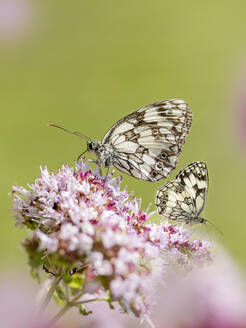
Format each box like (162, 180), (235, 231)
(156, 162), (208, 222)
(102, 99), (193, 181)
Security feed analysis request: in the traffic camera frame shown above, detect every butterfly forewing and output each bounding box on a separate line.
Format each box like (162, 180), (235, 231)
(156, 161), (209, 222)
(102, 99), (193, 181)
(176, 162), (208, 216)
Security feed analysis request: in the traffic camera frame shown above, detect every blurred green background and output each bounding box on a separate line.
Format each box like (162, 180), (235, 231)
(1, 0), (246, 270)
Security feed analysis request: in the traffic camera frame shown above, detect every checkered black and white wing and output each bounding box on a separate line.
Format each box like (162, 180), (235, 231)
(156, 181), (197, 222)
(176, 161), (208, 216)
(102, 99), (192, 181)
(156, 162), (208, 222)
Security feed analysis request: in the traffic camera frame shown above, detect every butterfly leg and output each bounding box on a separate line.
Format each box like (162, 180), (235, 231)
(96, 162), (103, 176)
(104, 166), (111, 185)
(77, 150), (88, 162)
(184, 220), (196, 234)
(86, 159), (103, 175)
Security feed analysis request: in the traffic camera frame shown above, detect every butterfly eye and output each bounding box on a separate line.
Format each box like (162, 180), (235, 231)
(88, 142), (93, 150)
(88, 142), (98, 151)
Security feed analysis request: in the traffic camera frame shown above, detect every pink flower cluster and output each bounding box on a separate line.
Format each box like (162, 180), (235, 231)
(11, 160), (213, 317)
(78, 250), (246, 328)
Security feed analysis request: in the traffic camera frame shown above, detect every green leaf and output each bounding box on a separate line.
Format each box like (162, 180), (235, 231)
(62, 270), (73, 284)
(30, 267), (40, 283)
(68, 273), (84, 290)
(107, 300), (115, 309)
(23, 238), (44, 271)
(54, 286), (66, 305)
(25, 218), (38, 230)
(98, 275), (110, 290)
(79, 305), (92, 316)
(105, 291), (115, 309)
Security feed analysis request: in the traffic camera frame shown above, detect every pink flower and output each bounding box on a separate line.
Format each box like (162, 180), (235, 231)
(74, 248), (246, 328)
(150, 248), (246, 328)
(0, 0), (35, 41)
(11, 159), (213, 318)
(74, 301), (134, 328)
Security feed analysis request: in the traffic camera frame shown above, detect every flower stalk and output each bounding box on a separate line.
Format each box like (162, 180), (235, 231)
(40, 266), (63, 312)
(49, 303), (70, 325)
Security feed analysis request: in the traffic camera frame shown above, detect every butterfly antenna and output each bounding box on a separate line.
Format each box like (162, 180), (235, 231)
(48, 124), (91, 141)
(205, 219), (223, 236)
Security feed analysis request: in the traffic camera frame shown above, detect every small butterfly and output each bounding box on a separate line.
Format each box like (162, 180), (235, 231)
(50, 99), (192, 182)
(156, 162), (209, 223)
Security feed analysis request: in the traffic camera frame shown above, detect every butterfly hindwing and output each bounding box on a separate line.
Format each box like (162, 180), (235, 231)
(156, 162), (209, 222)
(156, 181), (197, 222)
(102, 99), (193, 181)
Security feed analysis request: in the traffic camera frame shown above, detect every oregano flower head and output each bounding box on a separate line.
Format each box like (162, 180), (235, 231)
(11, 160), (213, 318)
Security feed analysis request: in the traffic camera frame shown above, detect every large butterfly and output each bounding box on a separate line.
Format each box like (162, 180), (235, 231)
(156, 162), (208, 223)
(50, 99), (192, 181)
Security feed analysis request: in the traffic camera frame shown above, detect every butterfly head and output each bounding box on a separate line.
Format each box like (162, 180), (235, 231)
(199, 217), (207, 224)
(87, 141), (114, 168)
(87, 141), (101, 153)
(195, 216), (223, 233)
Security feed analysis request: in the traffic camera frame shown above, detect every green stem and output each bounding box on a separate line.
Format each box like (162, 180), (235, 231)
(70, 290), (84, 303)
(40, 267), (63, 312)
(64, 281), (70, 302)
(72, 296), (109, 306)
(49, 295), (110, 325)
(48, 289), (84, 325)
(49, 304), (70, 325)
